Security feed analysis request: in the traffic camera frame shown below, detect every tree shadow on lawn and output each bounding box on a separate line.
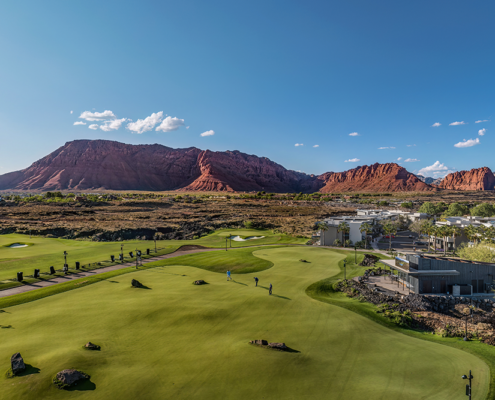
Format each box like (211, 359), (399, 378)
(66, 378), (96, 391)
(132, 284), (151, 290)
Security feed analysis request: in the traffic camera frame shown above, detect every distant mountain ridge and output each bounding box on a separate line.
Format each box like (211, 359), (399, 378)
(0, 139), (443, 193)
(438, 167), (495, 191)
(415, 174), (442, 185)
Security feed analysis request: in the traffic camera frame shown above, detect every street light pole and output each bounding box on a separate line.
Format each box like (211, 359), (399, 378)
(354, 246), (357, 264)
(136, 248), (138, 269)
(121, 244), (124, 263)
(343, 260), (347, 281)
(226, 238), (228, 251)
(462, 371), (473, 400)
(154, 236), (157, 253)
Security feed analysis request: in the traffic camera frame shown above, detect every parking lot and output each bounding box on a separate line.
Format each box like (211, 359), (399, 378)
(376, 230), (429, 252)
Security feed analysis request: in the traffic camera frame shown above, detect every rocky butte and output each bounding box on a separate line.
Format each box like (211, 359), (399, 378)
(438, 167), (495, 191)
(0, 139), (435, 193)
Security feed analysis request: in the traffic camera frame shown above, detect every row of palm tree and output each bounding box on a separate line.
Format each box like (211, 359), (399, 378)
(421, 222), (462, 255)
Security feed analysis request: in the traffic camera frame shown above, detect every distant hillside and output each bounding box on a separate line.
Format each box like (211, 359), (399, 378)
(0, 140), (436, 192)
(438, 167), (495, 191)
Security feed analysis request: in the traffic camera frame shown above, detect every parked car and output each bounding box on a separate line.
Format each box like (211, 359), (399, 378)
(384, 235), (395, 239)
(408, 235), (413, 239)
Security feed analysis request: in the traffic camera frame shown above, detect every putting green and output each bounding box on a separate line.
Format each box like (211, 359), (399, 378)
(0, 230), (305, 285)
(0, 247), (489, 399)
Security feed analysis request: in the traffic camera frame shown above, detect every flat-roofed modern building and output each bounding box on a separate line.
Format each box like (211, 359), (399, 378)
(380, 254), (495, 296)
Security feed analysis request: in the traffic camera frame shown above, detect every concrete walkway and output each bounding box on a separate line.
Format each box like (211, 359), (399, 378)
(0, 246), (217, 299)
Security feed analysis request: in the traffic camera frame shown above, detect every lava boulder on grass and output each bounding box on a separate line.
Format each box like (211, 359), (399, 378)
(268, 342), (287, 350)
(131, 279), (143, 288)
(84, 342), (101, 350)
(194, 280), (207, 285)
(53, 369), (90, 389)
(10, 353), (25, 375)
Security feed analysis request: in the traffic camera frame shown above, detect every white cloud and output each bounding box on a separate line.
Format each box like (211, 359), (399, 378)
(186, 126), (190, 129)
(295, 143), (303, 147)
(407, 144), (416, 147)
(126, 112), (163, 134)
(313, 144), (319, 148)
(344, 158), (360, 162)
(73, 121), (86, 126)
(200, 130), (215, 137)
(79, 110), (116, 121)
(418, 161), (454, 178)
(404, 158), (420, 162)
(349, 132), (360, 136)
(397, 157), (403, 161)
(70, 110), (73, 114)
(88, 124), (99, 130)
(478, 128), (486, 136)
(449, 121), (466, 126)
(475, 120), (489, 123)
(431, 122), (441, 127)
(156, 116), (185, 132)
(378, 146), (395, 150)
(454, 138), (480, 148)
(100, 118), (127, 132)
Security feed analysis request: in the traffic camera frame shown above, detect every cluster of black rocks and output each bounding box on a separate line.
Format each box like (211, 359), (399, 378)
(359, 254), (379, 267)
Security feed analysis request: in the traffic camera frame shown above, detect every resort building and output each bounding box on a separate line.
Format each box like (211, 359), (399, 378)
(380, 254), (495, 296)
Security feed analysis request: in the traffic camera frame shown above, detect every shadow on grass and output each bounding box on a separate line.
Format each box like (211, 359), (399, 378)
(108, 281), (119, 283)
(66, 378), (96, 391)
(283, 346), (300, 353)
(132, 285), (151, 290)
(232, 281), (247, 286)
(1, 325), (13, 329)
(258, 286), (291, 300)
(18, 364), (40, 376)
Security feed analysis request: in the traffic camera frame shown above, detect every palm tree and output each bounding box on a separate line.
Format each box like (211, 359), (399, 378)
(451, 226), (462, 255)
(476, 226), (486, 244)
(382, 221), (397, 251)
(438, 225), (452, 255)
(485, 226), (495, 243)
(359, 222), (373, 249)
(429, 225), (439, 254)
(337, 222), (350, 248)
(464, 225), (476, 245)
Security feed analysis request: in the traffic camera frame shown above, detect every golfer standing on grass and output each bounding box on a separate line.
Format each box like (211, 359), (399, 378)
(254, 277), (259, 286)
(269, 283), (272, 295)
(227, 270), (232, 281)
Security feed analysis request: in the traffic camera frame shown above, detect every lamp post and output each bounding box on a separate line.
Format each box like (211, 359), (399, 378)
(135, 248), (138, 269)
(121, 244), (124, 263)
(462, 371), (473, 400)
(226, 237), (228, 251)
(354, 246), (357, 264)
(154, 236), (157, 253)
(343, 259), (347, 281)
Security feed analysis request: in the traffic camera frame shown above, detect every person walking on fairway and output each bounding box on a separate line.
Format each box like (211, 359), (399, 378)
(269, 283), (272, 295)
(254, 277), (259, 286)
(227, 270), (232, 281)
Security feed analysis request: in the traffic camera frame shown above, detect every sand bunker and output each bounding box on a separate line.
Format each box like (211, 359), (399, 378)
(228, 236), (265, 241)
(8, 243), (28, 248)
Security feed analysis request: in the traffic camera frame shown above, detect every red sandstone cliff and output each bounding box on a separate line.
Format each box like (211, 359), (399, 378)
(0, 140), (437, 193)
(438, 167), (495, 191)
(315, 163), (433, 192)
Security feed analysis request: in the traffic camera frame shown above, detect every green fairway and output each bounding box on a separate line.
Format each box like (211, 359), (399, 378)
(0, 247), (489, 399)
(0, 229), (305, 287)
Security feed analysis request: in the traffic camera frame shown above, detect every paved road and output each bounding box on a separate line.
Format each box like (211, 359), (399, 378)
(0, 246), (217, 299)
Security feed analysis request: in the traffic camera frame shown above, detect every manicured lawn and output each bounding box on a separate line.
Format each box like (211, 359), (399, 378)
(0, 230), (306, 288)
(0, 247), (488, 399)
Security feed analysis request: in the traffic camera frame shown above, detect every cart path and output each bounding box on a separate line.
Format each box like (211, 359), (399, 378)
(0, 246), (217, 298)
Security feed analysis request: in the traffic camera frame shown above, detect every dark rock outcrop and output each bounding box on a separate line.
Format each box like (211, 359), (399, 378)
(84, 342), (100, 350)
(11, 353), (25, 375)
(131, 279), (143, 288)
(268, 342), (288, 350)
(438, 167), (495, 191)
(53, 369), (89, 389)
(193, 280), (207, 285)
(359, 254), (379, 267)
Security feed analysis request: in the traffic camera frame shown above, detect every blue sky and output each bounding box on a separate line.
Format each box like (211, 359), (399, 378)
(0, 0), (493, 179)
